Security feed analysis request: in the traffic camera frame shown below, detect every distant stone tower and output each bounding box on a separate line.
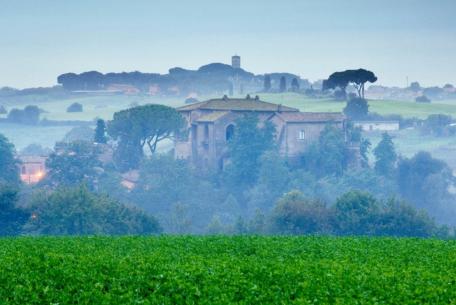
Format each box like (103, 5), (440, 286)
(232, 55), (241, 69)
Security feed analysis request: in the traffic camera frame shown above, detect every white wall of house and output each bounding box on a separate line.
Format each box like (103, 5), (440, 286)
(353, 121), (399, 132)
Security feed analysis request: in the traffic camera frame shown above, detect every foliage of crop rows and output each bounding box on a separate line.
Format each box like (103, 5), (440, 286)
(0, 236), (455, 304)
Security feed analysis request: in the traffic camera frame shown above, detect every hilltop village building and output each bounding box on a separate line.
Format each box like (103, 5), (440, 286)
(175, 96), (348, 169)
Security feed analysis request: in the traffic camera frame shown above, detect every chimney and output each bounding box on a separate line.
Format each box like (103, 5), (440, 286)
(223, 95), (229, 102)
(278, 104), (283, 113)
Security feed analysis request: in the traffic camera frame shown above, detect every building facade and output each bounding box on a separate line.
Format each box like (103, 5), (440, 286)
(175, 96), (346, 169)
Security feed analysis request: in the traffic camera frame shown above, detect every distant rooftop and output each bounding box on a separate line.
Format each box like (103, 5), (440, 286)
(275, 112), (345, 123)
(177, 96), (299, 112)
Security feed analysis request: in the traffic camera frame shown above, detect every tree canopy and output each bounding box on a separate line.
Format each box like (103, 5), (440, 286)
(263, 75), (271, 92)
(225, 114), (276, 187)
(0, 185), (29, 236)
(279, 76), (287, 92)
(0, 134), (20, 185)
(323, 69), (377, 98)
(343, 97), (369, 119)
(24, 184), (161, 235)
(301, 125), (348, 177)
(109, 104), (184, 154)
(108, 104), (185, 170)
(94, 119), (107, 144)
(45, 141), (102, 188)
(374, 132), (397, 177)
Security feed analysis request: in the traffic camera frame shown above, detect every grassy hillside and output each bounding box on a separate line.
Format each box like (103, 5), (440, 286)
(365, 129), (456, 169)
(2, 92), (456, 123)
(0, 236), (455, 304)
(258, 93), (456, 119)
(2, 92), (456, 155)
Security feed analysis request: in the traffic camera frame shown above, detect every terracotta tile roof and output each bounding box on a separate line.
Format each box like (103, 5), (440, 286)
(177, 98), (298, 112)
(196, 111), (230, 122)
(275, 112), (345, 123)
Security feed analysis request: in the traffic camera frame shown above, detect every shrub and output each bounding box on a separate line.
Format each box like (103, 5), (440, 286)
(24, 184), (161, 235)
(7, 105), (41, 125)
(415, 95), (431, 103)
(270, 190), (330, 234)
(67, 102), (83, 112)
(343, 97), (369, 120)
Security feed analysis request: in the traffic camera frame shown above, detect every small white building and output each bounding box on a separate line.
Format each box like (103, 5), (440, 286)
(353, 121), (400, 132)
(19, 156), (47, 184)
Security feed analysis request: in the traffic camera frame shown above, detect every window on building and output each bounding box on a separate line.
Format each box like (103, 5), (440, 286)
(226, 124), (235, 141)
(204, 124), (209, 140)
(21, 166), (26, 175)
(298, 130), (305, 140)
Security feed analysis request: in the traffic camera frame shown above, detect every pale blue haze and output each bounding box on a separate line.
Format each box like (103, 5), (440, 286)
(0, 0), (455, 88)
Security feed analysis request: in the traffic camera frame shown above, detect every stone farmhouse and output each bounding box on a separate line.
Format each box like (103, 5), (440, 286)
(175, 96), (347, 169)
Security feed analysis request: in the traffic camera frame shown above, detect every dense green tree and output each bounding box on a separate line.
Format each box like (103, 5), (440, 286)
(409, 81), (421, 92)
(94, 119), (107, 144)
(263, 74), (271, 92)
(0, 185), (29, 236)
(374, 132), (397, 176)
(291, 78), (300, 92)
(279, 76), (287, 92)
(113, 138), (143, 172)
(0, 134), (20, 185)
(108, 104), (184, 170)
(332, 190), (379, 236)
(301, 125), (348, 177)
(270, 190), (330, 235)
(377, 198), (437, 237)
(246, 151), (290, 212)
(346, 123), (371, 168)
(45, 141), (102, 188)
(7, 105), (40, 125)
(225, 114), (275, 187)
(397, 151), (455, 209)
(24, 184), (161, 235)
(133, 154), (195, 212)
(343, 97), (369, 119)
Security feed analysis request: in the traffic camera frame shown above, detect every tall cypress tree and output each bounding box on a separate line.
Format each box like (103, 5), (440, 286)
(264, 75), (271, 92)
(279, 76), (287, 92)
(94, 119), (107, 144)
(374, 132), (397, 176)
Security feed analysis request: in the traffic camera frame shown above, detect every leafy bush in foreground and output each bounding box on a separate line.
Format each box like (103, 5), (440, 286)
(24, 184), (161, 235)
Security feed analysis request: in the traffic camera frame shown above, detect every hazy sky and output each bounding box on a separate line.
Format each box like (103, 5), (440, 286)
(1, 0), (455, 88)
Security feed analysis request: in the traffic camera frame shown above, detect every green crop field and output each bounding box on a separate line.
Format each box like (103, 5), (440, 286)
(0, 236), (455, 304)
